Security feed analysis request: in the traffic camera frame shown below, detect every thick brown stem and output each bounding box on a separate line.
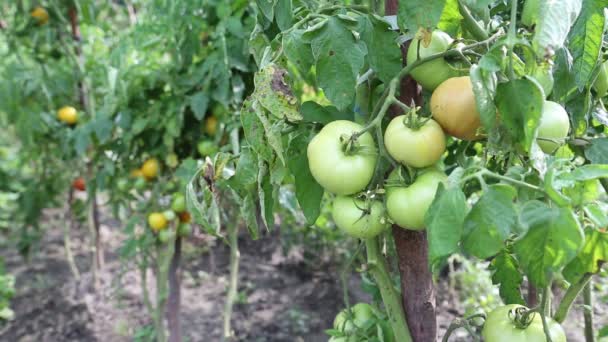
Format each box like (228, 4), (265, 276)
(167, 237), (182, 342)
(392, 227), (437, 341)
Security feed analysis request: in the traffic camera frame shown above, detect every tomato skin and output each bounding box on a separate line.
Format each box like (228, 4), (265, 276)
(116, 178), (129, 192)
(177, 223), (192, 237)
(531, 64), (554, 97)
(141, 158), (160, 180)
(163, 210), (176, 221)
(31, 6), (49, 25)
(148, 212), (168, 232)
(197, 140), (219, 157)
(332, 196), (388, 239)
(307, 120), (377, 195)
(333, 303), (375, 334)
(482, 305), (566, 342)
(593, 61), (608, 98)
(430, 76), (481, 140)
(171, 193), (186, 213)
(72, 177), (86, 192)
(158, 229), (175, 243)
(386, 169), (447, 230)
(384, 115), (446, 168)
(537, 101), (570, 153)
(406, 31), (459, 91)
(134, 177), (147, 191)
(178, 211), (192, 223)
(204, 115), (218, 135)
(57, 106), (78, 125)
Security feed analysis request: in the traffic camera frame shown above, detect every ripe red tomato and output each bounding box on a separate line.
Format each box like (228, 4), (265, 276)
(72, 177), (86, 191)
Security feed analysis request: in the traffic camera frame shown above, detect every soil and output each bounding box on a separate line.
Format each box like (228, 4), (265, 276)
(0, 205), (606, 341)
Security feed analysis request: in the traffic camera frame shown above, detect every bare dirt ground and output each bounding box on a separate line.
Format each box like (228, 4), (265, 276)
(0, 206), (605, 341)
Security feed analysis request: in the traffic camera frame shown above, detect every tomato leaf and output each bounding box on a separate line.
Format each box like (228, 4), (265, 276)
(425, 185), (468, 275)
(283, 30), (314, 76)
(495, 79), (544, 152)
(241, 193), (261, 240)
(565, 88), (592, 135)
(241, 100), (275, 162)
(561, 164), (608, 181)
(585, 138), (608, 164)
(189, 92), (209, 121)
(437, 0), (463, 36)
(470, 64), (497, 132)
(287, 132), (323, 225)
(490, 249), (525, 305)
(584, 203), (608, 227)
(310, 17), (366, 110)
(275, 0), (293, 32)
(252, 64), (301, 122)
(462, 185), (518, 259)
(357, 15), (402, 84)
(514, 201), (584, 287)
(568, 0), (608, 89)
(257, 160), (274, 231)
(552, 48), (577, 102)
(532, 0), (582, 56)
(300, 101), (352, 124)
(562, 229), (608, 284)
(397, 0), (447, 33)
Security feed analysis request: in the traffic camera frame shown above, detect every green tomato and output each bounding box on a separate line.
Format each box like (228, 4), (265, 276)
(171, 193), (187, 213)
(116, 178), (129, 192)
(307, 120), (377, 195)
(537, 101), (570, 154)
(134, 177), (147, 191)
(593, 60), (608, 98)
(331, 196), (388, 239)
(563, 179), (601, 206)
(521, 0), (539, 26)
(197, 140), (219, 157)
(163, 210), (176, 221)
(333, 303), (375, 334)
(386, 168), (447, 230)
(482, 305), (566, 342)
(158, 229), (175, 244)
(177, 223), (192, 237)
(531, 64), (554, 97)
(384, 115), (446, 168)
(406, 30), (459, 91)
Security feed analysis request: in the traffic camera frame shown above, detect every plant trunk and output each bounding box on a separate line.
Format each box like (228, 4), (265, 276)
(223, 224), (240, 341)
(167, 237), (182, 342)
(583, 280), (595, 342)
(92, 194), (104, 269)
(64, 189), (80, 280)
(384, 0), (436, 339)
(392, 228), (437, 341)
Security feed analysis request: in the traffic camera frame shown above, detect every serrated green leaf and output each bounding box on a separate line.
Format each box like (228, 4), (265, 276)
(287, 132), (323, 225)
(275, 0), (293, 31)
(561, 164), (608, 181)
(490, 249), (525, 305)
(234, 147), (259, 192)
(514, 201), (584, 287)
(568, 0), (608, 89)
(310, 17), (365, 110)
(495, 78), (544, 152)
(189, 92), (209, 120)
(552, 48), (578, 102)
(563, 229), (608, 283)
(470, 64), (497, 131)
(253, 101), (285, 165)
(438, 0), (463, 36)
(533, 0), (582, 55)
(241, 100), (275, 161)
(242, 193), (260, 240)
(257, 160), (274, 231)
(585, 138), (608, 163)
(300, 101), (352, 124)
(283, 30), (314, 75)
(565, 88), (592, 135)
(397, 0), (447, 33)
(425, 185), (468, 274)
(463, 185), (518, 259)
(357, 15), (402, 84)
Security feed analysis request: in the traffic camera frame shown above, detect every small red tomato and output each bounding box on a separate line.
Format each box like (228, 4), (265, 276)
(178, 211), (192, 224)
(73, 177), (86, 191)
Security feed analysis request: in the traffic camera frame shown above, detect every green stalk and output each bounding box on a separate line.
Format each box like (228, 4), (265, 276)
(583, 280), (595, 342)
(457, 0), (489, 40)
(554, 273), (592, 323)
(223, 224), (240, 341)
(540, 286), (553, 342)
(365, 238), (412, 342)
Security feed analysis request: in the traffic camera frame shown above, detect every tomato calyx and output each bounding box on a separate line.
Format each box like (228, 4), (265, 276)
(509, 306), (536, 330)
(401, 106), (432, 131)
(339, 133), (375, 157)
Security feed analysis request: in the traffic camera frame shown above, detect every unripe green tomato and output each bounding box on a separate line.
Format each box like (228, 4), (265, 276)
(331, 196), (388, 239)
(537, 101), (570, 153)
(384, 115), (446, 168)
(166, 153), (179, 168)
(307, 120), (377, 195)
(531, 64), (554, 97)
(563, 179), (601, 206)
(163, 210), (176, 221)
(178, 223), (192, 237)
(134, 177), (147, 191)
(593, 60), (608, 98)
(171, 193), (187, 213)
(158, 229), (175, 243)
(406, 30), (459, 91)
(333, 303), (375, 334)
(116, 178), (129, 192)
(197, 140), (219, 157)
(482, 305), (566, 342)
(386, 168), (447, 230)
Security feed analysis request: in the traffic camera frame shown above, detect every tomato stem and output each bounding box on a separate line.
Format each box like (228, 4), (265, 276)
(583, 280), (596, 342)
(554, 273), (592, 323)
(540, 286), (554, 342)
(365, 238), (413, 342)
(457, 0), (489, 40)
